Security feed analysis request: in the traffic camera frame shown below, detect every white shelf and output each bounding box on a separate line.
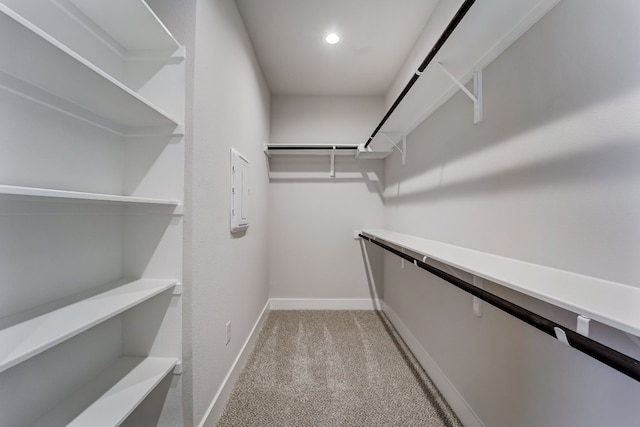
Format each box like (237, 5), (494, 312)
(0, 4), (183, 135)
(32, 356), (178, 427)
(374, 0), (559, 141)
(0, 184), (182, 208)
(264, 144), (395, 159)
(68, 0), (181, 56)
(0, 279), (177, 373)
(362, 229), (640, 337)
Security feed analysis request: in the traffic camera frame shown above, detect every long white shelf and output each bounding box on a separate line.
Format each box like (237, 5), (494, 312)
(0, 184), (182, 208)
(32, 356), (177, 427)
(371, 0), (559, 145)
(265, 144), (359, 157)
(264, 144), (394, 160)
(0, 4), (183, 135)
(0, 279), (177, 373)
(362, 229), (640, 337)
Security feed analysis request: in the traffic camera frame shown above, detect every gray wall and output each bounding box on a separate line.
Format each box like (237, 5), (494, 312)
(382, 1), (640, 426)
(188, 0), (271, 425)
(268, 95), (385, 301)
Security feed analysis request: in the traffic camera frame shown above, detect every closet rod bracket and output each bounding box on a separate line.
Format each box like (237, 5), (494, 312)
(330, 146), (336, 177)
(380, 132), (407, 165)
(577, 315), (591, 337)
(472, 276), (483, 317)
(437, 62), (483, 124)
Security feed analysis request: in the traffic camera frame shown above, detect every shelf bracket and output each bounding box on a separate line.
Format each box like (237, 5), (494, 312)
(329, 146), (336, 177)
(577, 315), (591, 337)
(380, 132), (406, 165)
(472, 276), (483, 317)
(437, 62), (483, 124)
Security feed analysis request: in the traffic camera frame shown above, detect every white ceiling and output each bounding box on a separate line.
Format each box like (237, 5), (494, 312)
(235, 0), (439, 96)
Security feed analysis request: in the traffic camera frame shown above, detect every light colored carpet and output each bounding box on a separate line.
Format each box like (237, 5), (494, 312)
(217, 310), (462, 427)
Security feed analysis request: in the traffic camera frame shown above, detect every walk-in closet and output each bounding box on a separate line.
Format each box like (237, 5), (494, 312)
(1, 0), (639, 426)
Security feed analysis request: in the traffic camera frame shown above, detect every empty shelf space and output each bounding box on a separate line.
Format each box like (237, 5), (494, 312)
(361, 229), (640, 337)
(32, 356), (177, 427)
(0, 184), (182, 208)
(0, 279), (177, 373)
(0, 4), (183, 135)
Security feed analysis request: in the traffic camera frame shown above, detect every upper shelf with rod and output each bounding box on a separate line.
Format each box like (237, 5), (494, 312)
(363, 0), (560, 153)
(361, 229), (640, 338)
(264, 144), (370, 178)
(359, 230), (640, 383)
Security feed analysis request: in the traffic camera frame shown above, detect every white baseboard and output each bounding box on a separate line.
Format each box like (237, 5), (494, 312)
(270, 298), (382, 311)
(382, 301), (485, 427)
(198, 299), (271, 427)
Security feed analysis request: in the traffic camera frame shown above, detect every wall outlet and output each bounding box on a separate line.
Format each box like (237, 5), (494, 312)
(225, 321), (231, 345)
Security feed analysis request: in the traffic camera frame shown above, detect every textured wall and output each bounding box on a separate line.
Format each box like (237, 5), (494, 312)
(268, 96), (385, 301)
(383, 1), (640, 426)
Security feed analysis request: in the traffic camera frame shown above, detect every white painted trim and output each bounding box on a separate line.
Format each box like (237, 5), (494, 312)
(382, 301), (485, 427)
(197, 300), (271, 427)
(269, 298), (381, 311)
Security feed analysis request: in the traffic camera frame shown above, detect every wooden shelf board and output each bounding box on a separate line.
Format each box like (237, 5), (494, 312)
(32, 356), (177, 427)
(362, 229), (640, 337)
(0, 279), (177, 373)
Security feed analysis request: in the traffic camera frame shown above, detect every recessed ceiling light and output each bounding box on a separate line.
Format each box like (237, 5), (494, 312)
(324, 32), (341, 45)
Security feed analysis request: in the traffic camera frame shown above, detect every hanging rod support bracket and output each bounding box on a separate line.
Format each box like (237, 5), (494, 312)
(577, 315), (591, 337)
(380, 132), (407, 166)
(472, 276), (483, 317)
(554, 327), (571, 346)
(330, 146), (336, 177)
(437, 62), (483, 124)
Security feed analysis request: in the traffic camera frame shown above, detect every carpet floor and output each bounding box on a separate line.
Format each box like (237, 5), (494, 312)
(217, 310), (462, 427)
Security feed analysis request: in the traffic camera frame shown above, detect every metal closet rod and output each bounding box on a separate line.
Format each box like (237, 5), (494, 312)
(364, 0), (476, 149)
(359, 234), (640, 383)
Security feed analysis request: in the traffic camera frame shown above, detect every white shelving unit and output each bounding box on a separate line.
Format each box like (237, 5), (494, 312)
(0, 0), (184, 425)
(362, 230), (640, 337)
(0, 5), (183, 136)
(0, 279), (177, 373)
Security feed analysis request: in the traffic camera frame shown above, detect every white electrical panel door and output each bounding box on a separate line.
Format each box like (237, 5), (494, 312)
(230, 149), (249, 233)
